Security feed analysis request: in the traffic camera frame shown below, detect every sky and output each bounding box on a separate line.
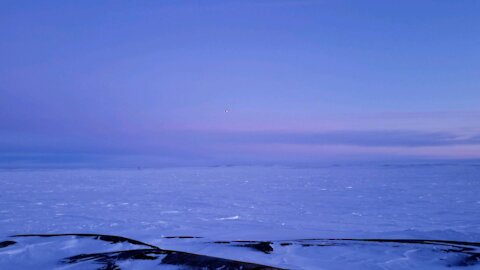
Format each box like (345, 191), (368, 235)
(1, 0), (479, 167)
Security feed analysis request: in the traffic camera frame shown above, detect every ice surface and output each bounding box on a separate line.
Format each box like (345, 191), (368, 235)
(0, 164), (479, 269)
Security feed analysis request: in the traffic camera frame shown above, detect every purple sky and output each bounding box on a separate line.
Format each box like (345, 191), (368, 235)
(1, 1), (480, 166)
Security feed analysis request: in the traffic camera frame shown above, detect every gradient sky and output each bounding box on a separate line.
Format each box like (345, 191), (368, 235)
(1, 0), (480, 166)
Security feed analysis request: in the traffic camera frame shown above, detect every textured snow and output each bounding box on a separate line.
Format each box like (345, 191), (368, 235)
(0, 164), (479, 269)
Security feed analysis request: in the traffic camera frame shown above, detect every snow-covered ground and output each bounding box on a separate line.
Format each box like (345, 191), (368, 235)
(0, 164), (479, 269)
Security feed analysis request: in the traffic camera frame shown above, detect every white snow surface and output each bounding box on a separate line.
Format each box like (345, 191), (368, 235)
(0, 164), (479, 269)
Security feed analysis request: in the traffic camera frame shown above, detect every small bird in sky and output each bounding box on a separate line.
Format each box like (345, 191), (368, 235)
(224, 108), (230, 113)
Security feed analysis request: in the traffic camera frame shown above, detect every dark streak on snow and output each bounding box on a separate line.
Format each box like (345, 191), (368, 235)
(0, 240), (16, 249)
(212, 240), (274, 254)
(163, 236), (202, 239)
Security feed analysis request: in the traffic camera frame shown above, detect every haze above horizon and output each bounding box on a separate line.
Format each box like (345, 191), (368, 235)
(1, 0), (479, 166)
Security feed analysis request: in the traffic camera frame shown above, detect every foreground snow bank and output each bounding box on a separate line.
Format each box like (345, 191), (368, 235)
(0, 233), (479, 269)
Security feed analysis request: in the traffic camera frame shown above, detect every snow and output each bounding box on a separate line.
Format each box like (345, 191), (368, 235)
(0, 164), (479, 269)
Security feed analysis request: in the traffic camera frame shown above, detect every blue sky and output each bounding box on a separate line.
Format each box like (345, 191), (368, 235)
(1, 0), (479, 166)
